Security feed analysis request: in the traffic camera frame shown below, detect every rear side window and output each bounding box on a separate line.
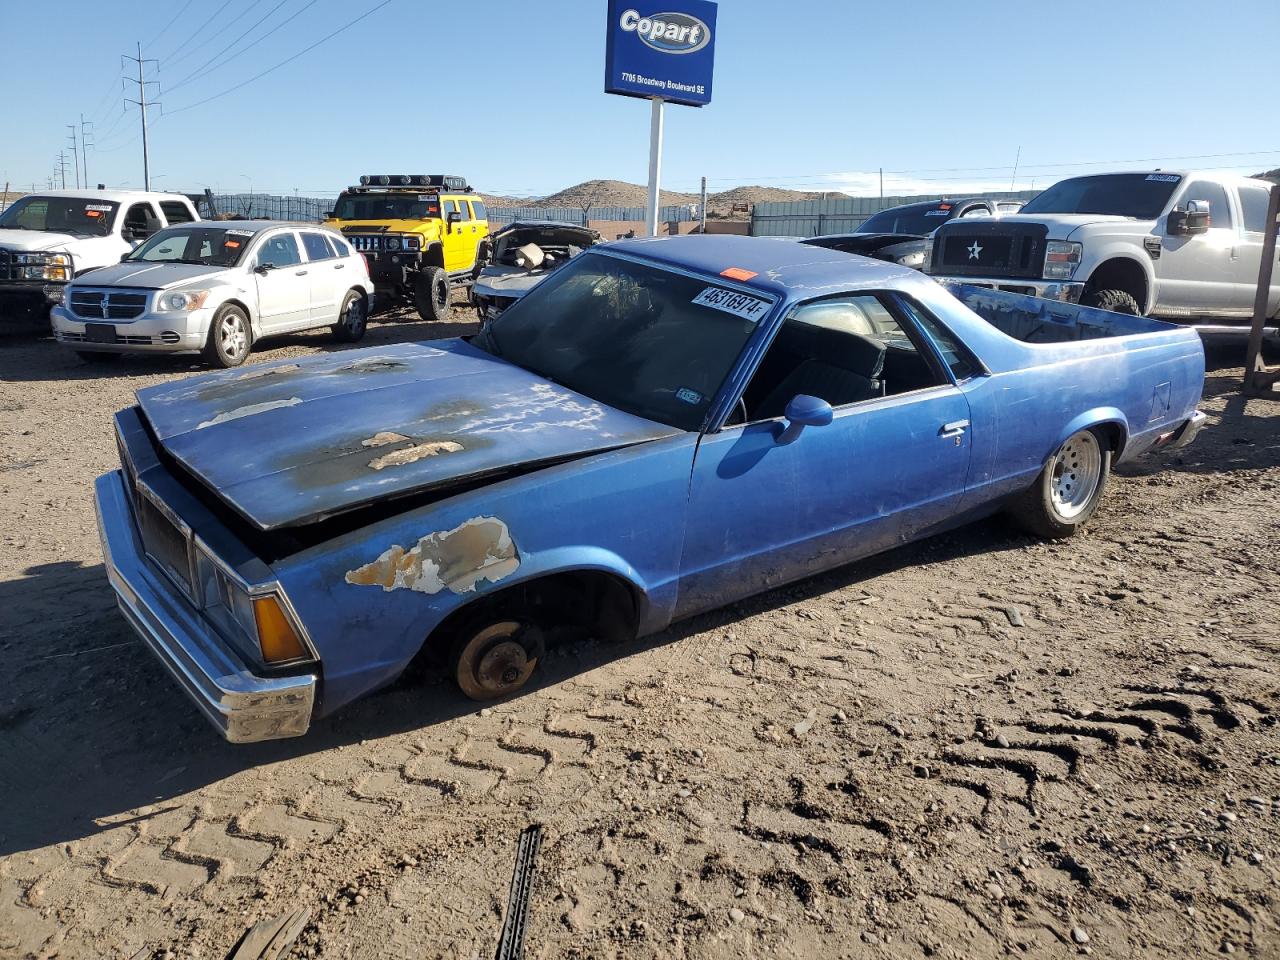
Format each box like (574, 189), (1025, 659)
(894, 295), (979, 381)
(329, 235), (352, 257)
(1182, 180), (1233, 229)
(472, 200), (487, 220)
(301, 232), (332, 261)
(159, 200), (195, 224)
(1239, 185), (1275, 235)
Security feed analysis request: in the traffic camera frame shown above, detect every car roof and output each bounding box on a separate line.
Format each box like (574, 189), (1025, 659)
(603, 235), (916, 302)
(21, 189), (193, 204)
(193, 219), (335, 231)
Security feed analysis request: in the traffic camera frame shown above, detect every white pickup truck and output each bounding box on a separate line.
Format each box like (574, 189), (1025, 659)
(0, 189), (201, 326)
(925, 171), (1280, 338)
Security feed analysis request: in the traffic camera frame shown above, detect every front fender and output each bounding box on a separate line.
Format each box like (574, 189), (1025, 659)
(1052, 406), (1128, 461)
(1077, 248), (1156, 312)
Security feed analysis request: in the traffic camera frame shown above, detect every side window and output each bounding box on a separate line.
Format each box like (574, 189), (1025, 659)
(328, 235), (352, 257)
(300, 232), (332, 261)
(471, 200), (487, 221)
(959, 204), (992, 219)
(256, 232), (302, 269)
(997, 202), (1023, 214)
(1181, 180), (1233, 230)
(460, 200), (474, 220)
(123, 202), (160, 239)
(894, 296), (979, 381)
(444, 199), (459, 217)
(159, 200), (195, 225)
(740, 294), (947, 422)
(1239, 185), (1275, 235)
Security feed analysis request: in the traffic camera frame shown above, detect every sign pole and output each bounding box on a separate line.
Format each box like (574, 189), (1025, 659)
(646, 97), (665, 237)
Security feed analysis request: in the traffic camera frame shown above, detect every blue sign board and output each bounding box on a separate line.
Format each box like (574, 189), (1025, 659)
(604, 0), (717, 108)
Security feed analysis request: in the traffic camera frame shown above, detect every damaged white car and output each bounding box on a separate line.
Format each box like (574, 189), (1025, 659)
(472, 220), (600, 321)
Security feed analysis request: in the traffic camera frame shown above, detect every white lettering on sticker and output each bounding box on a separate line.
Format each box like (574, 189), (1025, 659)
(692, 287), (770, 322)
(1146, 174), (1181, 182)
(85, 204), (113, 212)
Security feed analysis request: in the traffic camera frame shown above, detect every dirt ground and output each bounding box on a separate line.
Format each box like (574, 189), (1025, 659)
(0, 309), (1277, 960)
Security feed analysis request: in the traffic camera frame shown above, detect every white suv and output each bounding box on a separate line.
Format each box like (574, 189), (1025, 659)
(51, 220), (375, 367)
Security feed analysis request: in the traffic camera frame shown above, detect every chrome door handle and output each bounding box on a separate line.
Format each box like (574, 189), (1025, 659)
(335, 263), (345, 269)
(295, 269), (308, 275)
(939, 419), (970, 439)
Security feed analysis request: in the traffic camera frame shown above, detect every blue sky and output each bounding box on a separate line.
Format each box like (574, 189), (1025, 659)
(1, 0), (1277, 199)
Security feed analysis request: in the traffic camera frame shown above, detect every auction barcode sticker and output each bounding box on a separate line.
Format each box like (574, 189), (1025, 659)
(692, 287), (771, 322)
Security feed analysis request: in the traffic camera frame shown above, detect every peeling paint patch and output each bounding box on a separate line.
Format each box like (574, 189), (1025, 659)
(362, 431), (411, 448)
(345, 517), (519, 594)
(236, 363), (300, 381)
(196, 397), (302, 429)
(338, 357), (410, 374)
(368, 441), (463, 470)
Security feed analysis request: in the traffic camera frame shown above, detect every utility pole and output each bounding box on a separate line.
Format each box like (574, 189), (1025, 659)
(879, 168), (884, 210)
(55, 152), (70, 189)
(80, 114), (93, 189)
(66, 125), (81, 189)
(1010, 145), (1021, 191)
(699, 176), (707, 235)
(122, 42), (160, 191)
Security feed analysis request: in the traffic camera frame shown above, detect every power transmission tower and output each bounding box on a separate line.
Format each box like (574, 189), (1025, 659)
(66, 125), (81, 189)
(122, 42), (160, 191)
(80, 114), (94, 188)
(55, 152), (70, 189)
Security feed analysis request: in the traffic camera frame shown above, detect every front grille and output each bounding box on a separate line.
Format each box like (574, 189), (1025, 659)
(69, 288), (149, 320)
(345, 234), (417, 253)
(0, 248), (13, 281)
(933, 222), (1048, 279)
(57, 331), (159, 345)
(137, 492), (195, 598)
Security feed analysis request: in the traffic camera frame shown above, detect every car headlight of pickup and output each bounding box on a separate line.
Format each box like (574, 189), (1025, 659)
(1043, 241), (1083, 280)
(194, 544), (311, 665)
(158, 289), (211, 312)
(15, 251), (72, 281)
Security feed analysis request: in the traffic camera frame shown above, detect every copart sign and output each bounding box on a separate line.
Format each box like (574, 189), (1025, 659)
(604, 0), (717, 107)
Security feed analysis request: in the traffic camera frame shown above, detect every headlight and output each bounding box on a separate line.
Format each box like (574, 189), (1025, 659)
(15, 252), (71, 281)
(158, 289), (211, 312)
(385, 237), (401, 251)
(1043, 241), (1083, 280)
(194, 545), (311, 665)
(403, 235), (421, 251)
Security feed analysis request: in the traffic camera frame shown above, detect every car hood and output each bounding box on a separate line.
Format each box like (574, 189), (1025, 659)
(134, 339), (679, 530)
(74, 261), (229, 289)
(0, 229), (83, 252)
(993, 212), (1135, 236)
(473, 265), (547, 299)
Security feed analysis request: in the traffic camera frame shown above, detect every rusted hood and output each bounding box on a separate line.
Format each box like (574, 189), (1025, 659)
(134, 340), (679, 530)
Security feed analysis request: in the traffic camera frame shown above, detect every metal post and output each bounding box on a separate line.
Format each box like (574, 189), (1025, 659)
(645, 97), (664, 238)
(81, 114), (92, 189)
(1243, 182), (1280, 397)
(699, 176), (707, 234)
(123, 43), (158, 192)
(879, 168), (883, 210)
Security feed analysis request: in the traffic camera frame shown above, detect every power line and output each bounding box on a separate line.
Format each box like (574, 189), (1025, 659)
(167, 0), (317, 95)
(166, 0), (395, 116)
(156, 0), (237, 64)
(144, 0), (196, 50)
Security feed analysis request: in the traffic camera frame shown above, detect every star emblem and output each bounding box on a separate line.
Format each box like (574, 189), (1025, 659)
(967, 241), (983, 261)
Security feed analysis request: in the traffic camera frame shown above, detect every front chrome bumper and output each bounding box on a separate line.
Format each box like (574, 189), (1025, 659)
(931, 275), (1085, 303)
(51, 305), (209, 353)
(94, 471), (316, 742)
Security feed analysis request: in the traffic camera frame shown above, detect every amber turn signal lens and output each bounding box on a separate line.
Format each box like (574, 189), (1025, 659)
(253, 595), (308, 663)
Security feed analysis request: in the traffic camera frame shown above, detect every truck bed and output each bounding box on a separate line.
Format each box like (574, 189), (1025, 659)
(942, 282), (1177, 343)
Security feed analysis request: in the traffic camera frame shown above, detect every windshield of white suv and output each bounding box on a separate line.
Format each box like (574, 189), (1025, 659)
(0, 196), (118, 237)
(475, 253), (771, 431)
(126, 226), (256, 267)
(331, 193), (441, 220)
(1019, 174), (1182, 219)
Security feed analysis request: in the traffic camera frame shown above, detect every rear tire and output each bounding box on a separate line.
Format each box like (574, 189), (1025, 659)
(332, 289), (368, 343)
(413, 266), (451, 322)
(202, 304), (252, 368)
(1081, 288), (1141, 316)
(1008, 427), (1111, 539)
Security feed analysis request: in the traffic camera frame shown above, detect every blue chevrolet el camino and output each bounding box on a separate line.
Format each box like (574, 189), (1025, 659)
(94, 236), (1206, 742)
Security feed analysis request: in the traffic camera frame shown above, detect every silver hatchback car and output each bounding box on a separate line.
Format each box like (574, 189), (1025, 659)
(51, 220), (375, 367)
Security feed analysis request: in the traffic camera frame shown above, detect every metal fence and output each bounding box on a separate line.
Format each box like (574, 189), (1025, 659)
(487, 204), (697, 225)
(751, 190), (1042, 237)
(208, 193), (332, 221)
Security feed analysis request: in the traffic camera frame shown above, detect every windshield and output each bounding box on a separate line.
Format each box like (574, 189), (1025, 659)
(1019, 174), (1181, 219)
(0, 196), (118, 237)
(331, 192), (440, 220)
(126, 226), (255, 266)
(856, 203), (955, 235)
(476, 253), (771, 431)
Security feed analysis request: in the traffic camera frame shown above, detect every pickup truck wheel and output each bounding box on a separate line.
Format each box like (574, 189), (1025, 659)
(413, 266), (451, 322)
(1082, 288), (1141, 316)
(202, 304), (252, 368)
(332, 289), (368, 343)
(450, 619), (543, 701)
(1010, 428), (1111, 539)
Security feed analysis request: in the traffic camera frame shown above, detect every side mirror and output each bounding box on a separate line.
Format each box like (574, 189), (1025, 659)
(120, 252), (131, 262)
(253, 262), (273, 276)
(777, 395), (833, 445)
(1168, 201), (1211, 236)
(446, 211), (462, 233)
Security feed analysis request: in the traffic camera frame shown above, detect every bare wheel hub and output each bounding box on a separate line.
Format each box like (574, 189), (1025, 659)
(455, 621), (538, 700)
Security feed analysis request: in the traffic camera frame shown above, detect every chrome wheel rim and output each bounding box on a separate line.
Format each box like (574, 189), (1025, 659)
(343, 295), (365, 333)
(1049, 431), (1101, 519)
(219, 314), (248, 360)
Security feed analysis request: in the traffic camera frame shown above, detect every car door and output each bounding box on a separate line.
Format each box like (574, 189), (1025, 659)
(441, 198), (466, 272)
(299, 230), (342, 324)
(1234, 182), (1280, 317)
(675, 292), (973, 618)
(250, 231), (310, 332)
(1155, 179), (1240, 314)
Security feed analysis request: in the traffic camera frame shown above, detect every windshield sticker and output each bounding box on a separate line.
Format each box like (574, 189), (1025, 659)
(417, 195), (438, 202)
(85, 210), (103, 218)
(692, 287), (771, 322)
(1146, 174), (1181, 183)
(675, 387), (703, 405)
(85, 204), (113, 212)
(224, 229), (254, 237)
(925, 210), (949, 216)
(224, 240), (242, 248)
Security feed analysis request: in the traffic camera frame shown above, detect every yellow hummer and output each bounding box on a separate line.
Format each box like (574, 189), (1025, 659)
(324, 174), (489, 321)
